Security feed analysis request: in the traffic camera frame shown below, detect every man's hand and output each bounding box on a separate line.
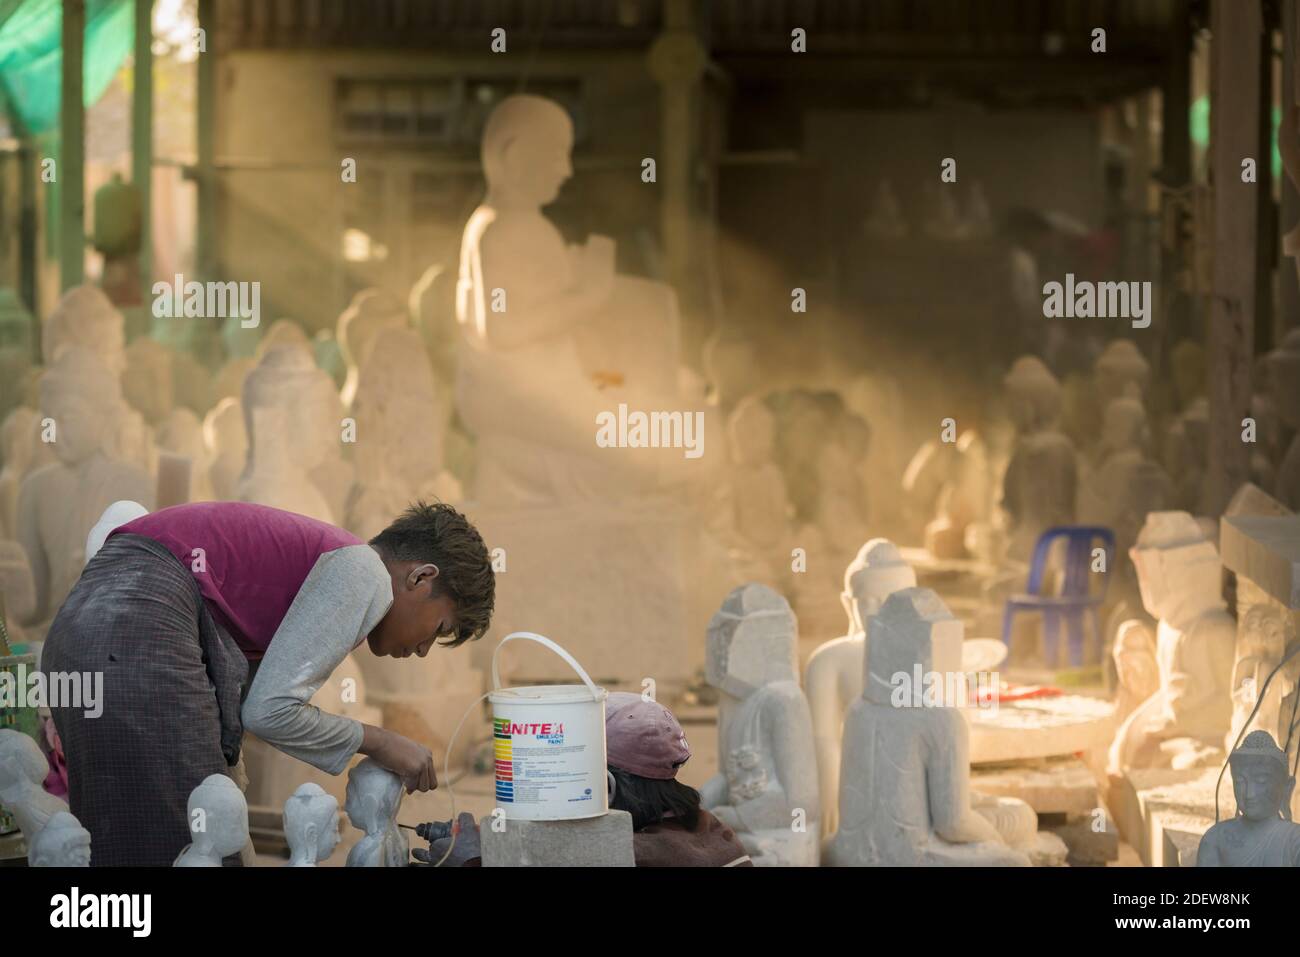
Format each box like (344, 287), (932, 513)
(361, 725), (437, 793)
(412, 812), (481, 866)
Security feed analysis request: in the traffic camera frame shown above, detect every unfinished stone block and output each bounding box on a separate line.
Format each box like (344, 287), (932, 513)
(480, 809), (634, 867)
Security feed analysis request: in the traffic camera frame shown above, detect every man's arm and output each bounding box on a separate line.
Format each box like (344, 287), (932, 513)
(241, 546), (391, 775)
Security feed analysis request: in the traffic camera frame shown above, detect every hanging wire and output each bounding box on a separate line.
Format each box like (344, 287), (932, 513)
(1214, 641), (1300, 823)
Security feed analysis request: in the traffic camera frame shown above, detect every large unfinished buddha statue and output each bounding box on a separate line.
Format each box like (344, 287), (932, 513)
(237, 346), (339, 523)
(17, 348), (153, 625)
(804, 539), (916, 838)
(1108, 512), (1236, 773)
(700, 583), (820, 866)
(455, 94), (686, 504)
(827, 588), (1029, 867)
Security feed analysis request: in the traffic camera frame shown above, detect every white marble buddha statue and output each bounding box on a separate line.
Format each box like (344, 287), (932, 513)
(455, 94), (686, 505)
(723, 396), (791, 558)
(174, 773), (249, 867)
(16, 348), (154, 625)
(42, 284), (153, 473)
(826, 588), (1029, 867)
(1109, 512), (1236, 772)
(283, 782), (341, 867)
(1000, 355), (1077, 562)
(237, 346), (338, 523)
(0, 728), (68, 844)
(803, 539), (916, 838)
(699, 583), (820, 866)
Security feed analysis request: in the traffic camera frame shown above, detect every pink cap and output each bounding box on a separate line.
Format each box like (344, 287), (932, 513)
(604, 692), (691, 780)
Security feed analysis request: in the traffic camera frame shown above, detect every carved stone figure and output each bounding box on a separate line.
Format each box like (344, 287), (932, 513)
(344, 758), (409, 868)
(27, 810), (91, 867)
(174, 773), (249, 867)
(0, 729), (69, 843)
(700, 583), (819, 866)
(827, 588), (1030, 866)
(804, 540), (916, 837)
(1198, 731), (1300, 866)
(284, 782), (341, 867)
(1108, 512), (1236, 772)
(16, 348), (153, 625)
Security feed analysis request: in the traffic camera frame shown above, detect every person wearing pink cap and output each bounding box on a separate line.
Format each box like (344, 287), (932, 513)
(604, 692), (752, 867)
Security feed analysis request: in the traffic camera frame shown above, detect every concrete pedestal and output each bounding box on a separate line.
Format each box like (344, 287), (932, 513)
(480, 810), (635, 867)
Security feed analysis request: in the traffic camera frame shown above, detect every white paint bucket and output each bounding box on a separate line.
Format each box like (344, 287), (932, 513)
(489, 632), (610, 821)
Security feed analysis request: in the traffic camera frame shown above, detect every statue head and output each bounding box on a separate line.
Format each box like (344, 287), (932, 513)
(122, 337), (175, 426)
(1094, 339), (1150, 403)
(1229, 730), (1293, 823)
(705, 583), (798, 698)
(344, 758), (404, 834)
(28, 811), (91, 867)
(1129, 511), (1224, 624)
(187, 773), (248, 858)
(0, 728), (48, 794)
(38, 347), (124, 465)
(481, 94), (574, 207)
(864, 587), (964, 707)
(841, 539), (917, 634)
(42, 284), (125, 374)
(284, 782), (340, 864)
(1003, 355), (1061, 433)
(726, 395), (775, 466)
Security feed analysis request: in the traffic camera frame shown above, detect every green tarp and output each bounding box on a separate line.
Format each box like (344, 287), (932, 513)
(0, 0), (133, 136)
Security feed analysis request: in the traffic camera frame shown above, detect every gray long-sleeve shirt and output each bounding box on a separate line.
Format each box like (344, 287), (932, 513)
(240, 544), (393, 774)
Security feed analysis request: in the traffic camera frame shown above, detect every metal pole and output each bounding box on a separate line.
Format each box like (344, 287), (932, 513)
(133, 0), (153, 300)
(59, 0), (85, 291)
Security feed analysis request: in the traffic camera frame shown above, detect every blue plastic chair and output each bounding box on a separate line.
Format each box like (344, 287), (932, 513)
(1001, 526), (1115, 668)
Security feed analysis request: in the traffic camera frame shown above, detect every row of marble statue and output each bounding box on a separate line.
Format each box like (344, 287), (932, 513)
(0, 280), (470, 645)
(0, 725), (405, 868)
(912, 333), (1300, 576)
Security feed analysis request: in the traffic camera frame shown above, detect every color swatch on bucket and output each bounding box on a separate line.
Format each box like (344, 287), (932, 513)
(493, 717), (514, 802)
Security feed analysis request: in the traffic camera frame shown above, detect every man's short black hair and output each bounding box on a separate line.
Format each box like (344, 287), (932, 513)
(370, 501), (495, 647)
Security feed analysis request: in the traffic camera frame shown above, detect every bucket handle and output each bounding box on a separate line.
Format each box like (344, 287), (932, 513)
(491, 632), (603, 702)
